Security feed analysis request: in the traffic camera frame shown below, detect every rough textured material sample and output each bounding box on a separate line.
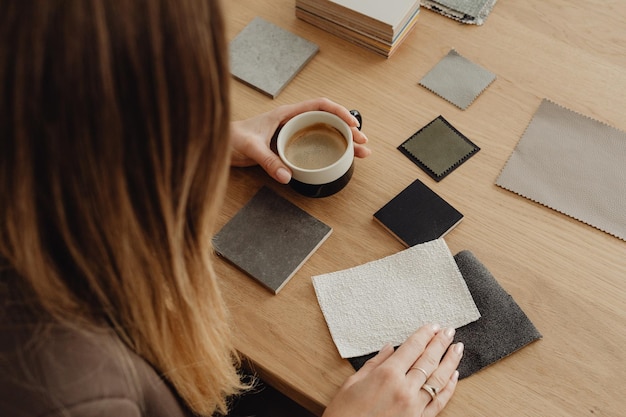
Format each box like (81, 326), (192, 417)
(398, 115), (480, 181)
(213, 187), (332, 294)
(312, 239), (480, 358)
(229, 17), (319, 98)
(374, 178), (463, 247)
(422, 0), (498, 25)
(419, 49), (496, 110)
(452, 251), (542, 377)
(496, 99), (626, 241)
(348, 251), (542, 379)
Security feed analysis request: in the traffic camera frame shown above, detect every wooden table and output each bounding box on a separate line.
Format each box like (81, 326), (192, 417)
(215, 1), (626, 415)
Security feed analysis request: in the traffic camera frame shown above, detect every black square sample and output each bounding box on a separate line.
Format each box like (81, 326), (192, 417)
(373, 179), (463, 247)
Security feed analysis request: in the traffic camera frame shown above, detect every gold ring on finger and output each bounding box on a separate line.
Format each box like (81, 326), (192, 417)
(410, 366), (429, 380)
(421, 383), (440, 401)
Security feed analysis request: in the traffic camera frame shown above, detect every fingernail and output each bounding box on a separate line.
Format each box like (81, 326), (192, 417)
(452, 370), (459, 382)
(276, 168), (291, 184)
(454, 342), (464, 355)
(444, 327), (455, 338)
(431, 323), (441, 332)
(352, 115), (360, 128)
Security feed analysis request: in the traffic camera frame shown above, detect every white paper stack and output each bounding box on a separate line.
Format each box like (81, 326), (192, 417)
(296, 0), (420, 58)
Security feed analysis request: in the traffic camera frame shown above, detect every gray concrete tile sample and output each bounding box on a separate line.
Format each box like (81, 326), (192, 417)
(213, 187), (332, 294)
(229, 17), (319, 98)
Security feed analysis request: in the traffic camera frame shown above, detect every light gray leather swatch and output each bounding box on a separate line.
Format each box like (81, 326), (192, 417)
(496, 99), (626, 241)
(419, 49), (496, 110)
(422, 0), (498, 25)
(229, 17), (319, 98)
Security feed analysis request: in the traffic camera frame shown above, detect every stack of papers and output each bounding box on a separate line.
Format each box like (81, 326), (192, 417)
(295, 0), (420, 58)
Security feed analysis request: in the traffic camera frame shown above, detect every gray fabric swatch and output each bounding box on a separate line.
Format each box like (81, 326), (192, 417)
(348, 251), (542, 379)
(496, 99), (626, 241)
(422, 0), (498, 25)
(419, 49), (496, 110)
(213, 187), (332, 294)
(229, 17), (319, 98)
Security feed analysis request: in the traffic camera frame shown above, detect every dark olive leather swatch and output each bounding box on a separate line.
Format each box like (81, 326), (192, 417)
(398, 116), (480, 181)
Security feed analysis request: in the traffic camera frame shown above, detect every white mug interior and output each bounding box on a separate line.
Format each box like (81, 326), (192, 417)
(277, 111), (354, 186)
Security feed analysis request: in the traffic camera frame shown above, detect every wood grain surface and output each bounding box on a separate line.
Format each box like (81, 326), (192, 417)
(215, 1), (626, 415)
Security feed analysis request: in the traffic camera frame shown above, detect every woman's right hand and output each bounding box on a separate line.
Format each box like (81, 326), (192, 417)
(322, 324), (463, 417)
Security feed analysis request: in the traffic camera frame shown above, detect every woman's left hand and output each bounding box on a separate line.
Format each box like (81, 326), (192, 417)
(229, 97), (371, 184)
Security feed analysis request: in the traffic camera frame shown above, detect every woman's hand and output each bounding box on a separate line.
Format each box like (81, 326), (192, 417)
(322, 324), (464, 417)
(229, 97), (371, 184)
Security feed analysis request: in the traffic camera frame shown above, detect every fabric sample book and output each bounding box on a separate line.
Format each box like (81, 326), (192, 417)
(213, 187), (331, 294)
(496, 99), (626, 241)
(348, 251), (542, 379)
(374, 178), (463, 247)
(296, 0), (420, 57)
(229, 17), (319, 98)
(398, 115), (480, 181)
(312, 239), (480, 358)
(422, 0), (498, 25)
(419, 49), (496, 110)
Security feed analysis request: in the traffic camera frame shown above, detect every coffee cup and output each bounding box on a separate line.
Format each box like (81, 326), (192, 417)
(277, 110), (361, 198)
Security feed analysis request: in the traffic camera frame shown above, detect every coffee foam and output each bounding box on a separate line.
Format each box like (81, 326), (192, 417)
(285, 123), (347, 170)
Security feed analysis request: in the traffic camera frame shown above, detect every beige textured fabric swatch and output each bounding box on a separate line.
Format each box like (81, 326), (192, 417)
(312, 239), (480, 358)
(419, 49), (496, 110)
(496, 99), (626, 241)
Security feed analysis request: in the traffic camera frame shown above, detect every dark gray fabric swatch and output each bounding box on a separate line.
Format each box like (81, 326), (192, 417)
(452, 250), (542, 378)
(398, 116), (480, 181)
(348, 250), (541, 379)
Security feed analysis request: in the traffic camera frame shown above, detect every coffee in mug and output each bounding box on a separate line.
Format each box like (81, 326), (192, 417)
(284, 123), (347, 170)
(277, 110), (361, 198)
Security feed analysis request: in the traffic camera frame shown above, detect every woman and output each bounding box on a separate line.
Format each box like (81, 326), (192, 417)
(0, 1), (463, 416)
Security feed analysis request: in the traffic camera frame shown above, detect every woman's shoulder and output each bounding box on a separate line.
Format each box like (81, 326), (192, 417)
(0, 295), (190, 417)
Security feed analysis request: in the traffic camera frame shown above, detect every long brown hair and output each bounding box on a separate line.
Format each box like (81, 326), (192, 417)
(0, 0), (242, 414)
